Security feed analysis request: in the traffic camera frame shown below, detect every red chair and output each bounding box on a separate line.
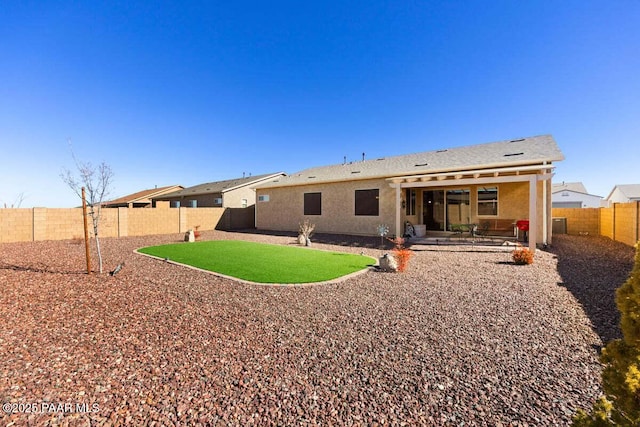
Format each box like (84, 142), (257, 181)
(516, 220), (529, 242)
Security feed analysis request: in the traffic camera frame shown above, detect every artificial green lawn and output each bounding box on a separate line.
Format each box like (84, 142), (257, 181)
(137, 240), (373, 284)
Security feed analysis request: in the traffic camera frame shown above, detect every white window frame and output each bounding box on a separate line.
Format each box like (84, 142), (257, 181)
(258, 194), (270, 202)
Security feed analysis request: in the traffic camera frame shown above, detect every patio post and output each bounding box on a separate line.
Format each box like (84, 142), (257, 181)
(395, 184), (402, 238)
(528, 175), (537, 252)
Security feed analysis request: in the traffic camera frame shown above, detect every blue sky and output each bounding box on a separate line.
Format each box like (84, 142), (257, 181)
(1, 1), (638, 207)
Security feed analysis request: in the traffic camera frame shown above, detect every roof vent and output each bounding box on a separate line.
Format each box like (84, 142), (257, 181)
(436, 149), (448, 153)
(504, 152), (524, 157)
(308, 176), (316, 179)
(415, 162), (428, 167)
(510, 138), (525, 142)
(351, 171), (361, 174)
(376, 158), (385, 161)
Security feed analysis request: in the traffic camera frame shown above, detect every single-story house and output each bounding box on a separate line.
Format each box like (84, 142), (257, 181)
(551, 182), (603, 208)
(153, 173), (286, 209)
(103, 185), (184, 208)
(255, 135), (564, 251)
(606, 184), (640, 205)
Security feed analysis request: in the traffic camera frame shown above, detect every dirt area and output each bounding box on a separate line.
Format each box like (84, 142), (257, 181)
(0, 231), (635, 425)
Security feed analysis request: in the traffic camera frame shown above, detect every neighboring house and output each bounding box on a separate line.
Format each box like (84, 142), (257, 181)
(103, 185), (184, 208)
(255, 135), (564, 250)
(606, 184), (640, 205)
(153, 173), (286, 209)
(551, 182), (603, 208)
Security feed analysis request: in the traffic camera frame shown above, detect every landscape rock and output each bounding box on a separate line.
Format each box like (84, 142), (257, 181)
(379, 253), (398, 272)
(0, 232), (634, 425)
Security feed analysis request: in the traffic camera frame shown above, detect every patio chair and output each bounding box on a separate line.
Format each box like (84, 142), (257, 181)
(475, 221), (490, 238)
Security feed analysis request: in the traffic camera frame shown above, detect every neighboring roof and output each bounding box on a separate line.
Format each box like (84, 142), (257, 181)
(606, 184), (640, 201)
(552, 182), (588, 194)
(259, 135), (564, 189)
(155, 173), (286, 199)
(104, 185), (184, 206)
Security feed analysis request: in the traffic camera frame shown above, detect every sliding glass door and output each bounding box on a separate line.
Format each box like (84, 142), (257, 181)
(423, 189), (470, 231)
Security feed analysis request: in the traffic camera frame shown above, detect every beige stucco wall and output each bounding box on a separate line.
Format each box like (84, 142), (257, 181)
(223, 186), (256, 209)
(256, 179), (545, 238)
(256, 178), (396, 236)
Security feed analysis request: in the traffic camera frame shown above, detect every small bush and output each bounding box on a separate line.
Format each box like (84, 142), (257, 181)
(512, 248), (534, 265)
(299, 219), (315, 239)
(388, 237), (413, 272)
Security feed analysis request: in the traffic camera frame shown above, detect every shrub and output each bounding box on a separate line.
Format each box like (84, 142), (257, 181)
(388, 237), (413, 272)
(573, 241), (640, 426)
(512, 248), (534, 265)
(298, 219), (315, 240)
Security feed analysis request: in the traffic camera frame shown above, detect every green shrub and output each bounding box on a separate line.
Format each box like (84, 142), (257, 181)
(573, 242), (640, 426)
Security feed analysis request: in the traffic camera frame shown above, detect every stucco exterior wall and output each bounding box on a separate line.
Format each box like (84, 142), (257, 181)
(256, 179), (544, 238)
(159, 193), (222, 208)
(256, 178), (396, 236)
(223, 186), (255, 209)
(552, 190), (602, 208)
(607, 188), (630, 204)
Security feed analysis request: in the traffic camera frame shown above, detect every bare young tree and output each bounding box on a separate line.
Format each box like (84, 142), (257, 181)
(61, 155), (114, 273)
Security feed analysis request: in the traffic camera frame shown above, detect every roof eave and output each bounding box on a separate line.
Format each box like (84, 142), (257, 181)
(259, 158), (561, 189)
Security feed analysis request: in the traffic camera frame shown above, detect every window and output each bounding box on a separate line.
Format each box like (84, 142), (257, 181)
(189, 200), (197, 208)
(171, 201), (180, 208)
(214, 197), (223, 205)
(405, 189), (416, 215)
(258, 194), (270, 202)
(304, 192), (322, 215)
(477, 187), (498, 216)
(355, 189), (379, 216)
(241, 198), (248, 208)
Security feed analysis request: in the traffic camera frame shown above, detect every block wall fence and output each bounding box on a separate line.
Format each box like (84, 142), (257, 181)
(552, 201), (640, 247)
(0, 201), (227, 243)
(2, 202), (638, 246)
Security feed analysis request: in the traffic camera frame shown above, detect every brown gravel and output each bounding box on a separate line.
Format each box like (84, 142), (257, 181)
(0, 231), (635, 426)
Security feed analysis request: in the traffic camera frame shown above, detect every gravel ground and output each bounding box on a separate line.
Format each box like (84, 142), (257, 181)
(0, 231), (635, 426)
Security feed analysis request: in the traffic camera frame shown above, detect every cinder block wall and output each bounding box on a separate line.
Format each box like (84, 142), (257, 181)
(600, 206), (614, 240)
(552, 208), (600, 236)
(613, 202), (640, 246)
(0, 207), (226, 243)
(0, 209), (33, 242)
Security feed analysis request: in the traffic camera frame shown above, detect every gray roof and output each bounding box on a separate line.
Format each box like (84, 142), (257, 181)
(155, 173), (285, 198)
(608, 184), (640, 200)
(552, 182), (588, 194)
(259, 135), (564, 189)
